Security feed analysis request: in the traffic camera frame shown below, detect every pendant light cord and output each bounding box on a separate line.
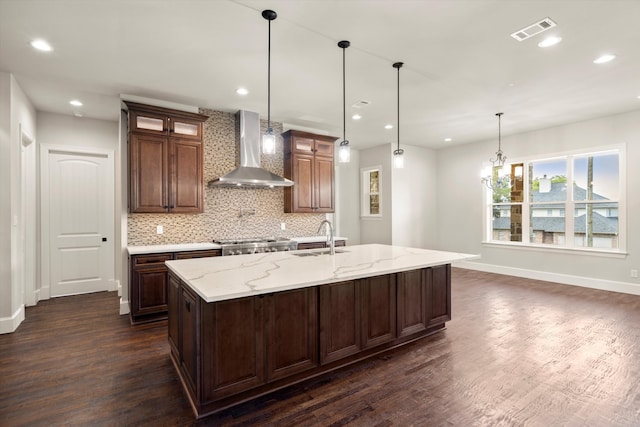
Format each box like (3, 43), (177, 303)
(342, 45), (346, 142)
(393, 62), (403, 152)
(267, 18), (271, 131)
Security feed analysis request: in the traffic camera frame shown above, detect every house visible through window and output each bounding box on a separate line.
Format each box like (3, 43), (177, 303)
(486, 148), (623, 252)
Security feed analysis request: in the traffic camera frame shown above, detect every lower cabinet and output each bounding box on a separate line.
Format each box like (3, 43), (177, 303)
(130, 249), (220, 324)
(169, 264), (451, 418)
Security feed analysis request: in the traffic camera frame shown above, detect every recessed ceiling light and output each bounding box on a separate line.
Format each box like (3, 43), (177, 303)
(444, 138), (452, 142)
(30, 39), (52, 52)
(69, 99), (83, 107)
(352, 114), (362, 120)
(236, 87), (249, 95)
(538, 36), (562, 48)
(593, 54), (616, 64)
(384, 124), (393, 129)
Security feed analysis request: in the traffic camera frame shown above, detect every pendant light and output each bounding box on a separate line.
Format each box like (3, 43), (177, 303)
(337, 40), (351, 163)
(262, 9), (277, 155)
(481, 112), (510, 190)
(392, 62), (404, 169)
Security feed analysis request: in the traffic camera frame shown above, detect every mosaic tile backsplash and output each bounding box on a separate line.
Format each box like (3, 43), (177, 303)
(127, 109), (326, 245)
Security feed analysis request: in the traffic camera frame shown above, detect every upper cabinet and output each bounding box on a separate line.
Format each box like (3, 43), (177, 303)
(125, 101), (208, 213)
(282, 130), (338, 213)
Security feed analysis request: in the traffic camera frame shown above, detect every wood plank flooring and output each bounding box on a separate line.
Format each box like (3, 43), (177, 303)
(1, 268), (639, 426)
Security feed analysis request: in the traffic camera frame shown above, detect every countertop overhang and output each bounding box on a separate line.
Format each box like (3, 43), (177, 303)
(165, 243), (478, 303)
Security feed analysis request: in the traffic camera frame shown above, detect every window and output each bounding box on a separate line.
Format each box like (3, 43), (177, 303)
(361, 166), (382, 218)
(486, 147), (624, 253)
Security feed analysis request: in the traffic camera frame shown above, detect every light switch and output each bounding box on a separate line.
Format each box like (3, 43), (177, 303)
(157, 225), (163, 234)
(281, 222), (286, 231)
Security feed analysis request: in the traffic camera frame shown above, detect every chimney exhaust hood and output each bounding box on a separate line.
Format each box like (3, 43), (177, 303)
(208, 110), (293, 188)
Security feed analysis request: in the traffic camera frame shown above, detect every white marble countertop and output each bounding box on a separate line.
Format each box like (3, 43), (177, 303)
(127, 243), (221, 255)
(165, 244), (478, 303)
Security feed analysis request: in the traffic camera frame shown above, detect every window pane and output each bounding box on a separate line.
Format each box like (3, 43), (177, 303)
(530, 204), (565, 245)
(529, 159), (567, 202)
(369, 195), (379, 215)
(574, 202), (618, 249)
(573, 153), (619, 201)
(491, 204), (522, 242)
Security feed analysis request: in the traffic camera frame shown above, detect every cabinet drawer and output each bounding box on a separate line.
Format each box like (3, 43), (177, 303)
(175, 250), (221, 259)
(132, 253), (172, 267)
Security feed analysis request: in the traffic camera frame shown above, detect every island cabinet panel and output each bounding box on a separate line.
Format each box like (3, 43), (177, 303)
(167, 272), (180, 359)
(180, 285), (199, 394)
(361, 275), (397, 349)
(201, 297), (265, 402)
(427, 264), (452, 327)
(265, 288), (318, 381)
(319, 280), (362, 365)
(397, 269), (429, 337)
(167, 261), (454, 418)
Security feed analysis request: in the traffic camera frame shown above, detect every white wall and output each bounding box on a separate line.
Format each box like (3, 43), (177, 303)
(335, 149), (361, 245)
(0, 72), (12, 331)
(0, 73), (37, 334)
(392, 144), (437, 248)
(360, 144), (392, 244)
(37, 112), (118, 150)
(437, 109), (640, 294)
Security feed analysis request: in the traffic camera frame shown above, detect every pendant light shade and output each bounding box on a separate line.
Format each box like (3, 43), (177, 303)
(338, 40), (351, 163)
(262, 9), (277, 155)
(392, 62), (404, 169)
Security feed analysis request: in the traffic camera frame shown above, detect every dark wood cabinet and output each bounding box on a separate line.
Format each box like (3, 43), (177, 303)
(265, 288), (318, 381)
(396, 265), (452, 337)
(169, 264), (452, 418)
(282, 130), (338, 213)
(361, 274), (397, 349)
(202, 296), (265, 401)
(319, 280), (361, 364)
(427, 264), (451, 327)
(129, 249), (220, 324)
(125, 101), (207, 213)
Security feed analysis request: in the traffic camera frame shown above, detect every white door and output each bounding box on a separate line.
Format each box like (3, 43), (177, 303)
(43, 148), (115, 297)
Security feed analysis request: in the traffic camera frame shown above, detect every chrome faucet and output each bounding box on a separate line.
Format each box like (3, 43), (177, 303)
(317, 219), (335, 255)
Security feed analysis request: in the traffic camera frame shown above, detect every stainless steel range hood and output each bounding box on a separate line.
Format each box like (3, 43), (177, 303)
(208, 110), (293, 188)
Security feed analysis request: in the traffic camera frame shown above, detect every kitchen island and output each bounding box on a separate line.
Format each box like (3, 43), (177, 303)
(165, 244), (476, 418)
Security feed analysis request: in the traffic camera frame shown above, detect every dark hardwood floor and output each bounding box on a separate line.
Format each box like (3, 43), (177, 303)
(1, 268), (639, 426)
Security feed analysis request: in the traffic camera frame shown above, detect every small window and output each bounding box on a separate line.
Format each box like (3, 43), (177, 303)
(361, 166), (381, 218)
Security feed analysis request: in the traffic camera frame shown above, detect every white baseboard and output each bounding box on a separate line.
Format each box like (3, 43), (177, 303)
(0, 305), (25, 334)
(453, 260), (640, 296)
(40, 285), (50, 300)
(119, 297), (130, 315)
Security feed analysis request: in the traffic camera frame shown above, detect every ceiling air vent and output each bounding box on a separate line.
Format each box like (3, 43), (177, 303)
(510, 17), (557, 41)
(352, 100), (371, 109)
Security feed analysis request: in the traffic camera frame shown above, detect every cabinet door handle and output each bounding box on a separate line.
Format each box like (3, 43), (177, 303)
(185, 300), (191, 312)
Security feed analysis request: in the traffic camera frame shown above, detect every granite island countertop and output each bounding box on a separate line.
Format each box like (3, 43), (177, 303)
(165, 243), (478, 303)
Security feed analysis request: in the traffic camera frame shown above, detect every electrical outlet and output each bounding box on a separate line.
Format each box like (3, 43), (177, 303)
(281, 222), (286, 231)
(156, 225), (163, 235)
(631, 269), (639, 278)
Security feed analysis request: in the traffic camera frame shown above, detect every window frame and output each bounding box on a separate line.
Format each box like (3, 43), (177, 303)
(361, 165), (382, 219)
(483, 144), (626, 256)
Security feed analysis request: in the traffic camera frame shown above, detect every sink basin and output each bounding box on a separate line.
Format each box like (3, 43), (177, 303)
(291, 249), (349, 257)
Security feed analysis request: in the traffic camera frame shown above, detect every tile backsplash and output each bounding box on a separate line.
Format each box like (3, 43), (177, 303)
(127, 108), (326, 246)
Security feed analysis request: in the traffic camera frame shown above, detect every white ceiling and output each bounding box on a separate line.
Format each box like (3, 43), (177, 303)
(1, 0), (639, 150)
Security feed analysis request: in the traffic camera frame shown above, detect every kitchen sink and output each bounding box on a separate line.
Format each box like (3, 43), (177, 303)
(291, 249), (349, 257)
